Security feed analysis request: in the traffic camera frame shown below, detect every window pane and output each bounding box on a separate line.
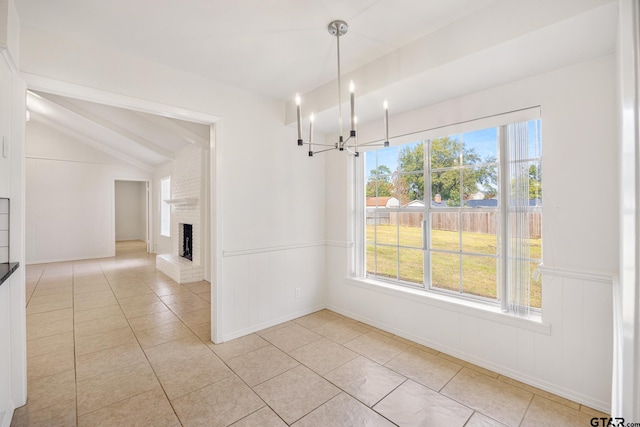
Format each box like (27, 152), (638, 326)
(431, 135), (461, 169)
(398, 141), (424, 173)
(430, 252), (460, 292)
(399, 248), (423, 284)
(366, 166), (394, 199)
(530, 260), (542, 309)
(365, 209), (376, 243)
(366, 243), (376, 276)
(374, 214), (396, 246)
(160, 177), (171, 237)
(398, 212), (423, 248)
(530, 235), (542, 258)
(431, 213), (459, 251)
(393, 172), (424, 206)
(461, 212), (497, 255)
(373, 245), (398, 280)
(462, 255), (497, 299)
(463, 165), (498, 206)
(527, 119), (542, 159)
(374, 145), (398, 178)
(431, 170), (460, 207)
(527, 161), (542, 204)
(463, 128), (498, 165)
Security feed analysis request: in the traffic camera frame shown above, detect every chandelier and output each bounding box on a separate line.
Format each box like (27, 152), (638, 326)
(295, 20), (390, 157)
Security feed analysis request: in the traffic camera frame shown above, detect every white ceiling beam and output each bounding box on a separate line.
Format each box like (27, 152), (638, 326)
(34, 92), (176, 160)
(31, 114), (155, 173)
(131, 110), (209, 147)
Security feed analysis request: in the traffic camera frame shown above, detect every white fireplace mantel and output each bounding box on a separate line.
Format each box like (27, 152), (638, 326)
(163, 197), (198, 206)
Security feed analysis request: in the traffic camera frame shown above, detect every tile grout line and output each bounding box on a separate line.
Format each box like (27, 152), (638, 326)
(99, 253), (185, 426)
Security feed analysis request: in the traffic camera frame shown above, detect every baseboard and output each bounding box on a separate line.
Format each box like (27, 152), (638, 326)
(221, 304), (326, 342)
(326, 304), (611, 414)
(26, 253), (112, 265)
(1, 400), (15, 427)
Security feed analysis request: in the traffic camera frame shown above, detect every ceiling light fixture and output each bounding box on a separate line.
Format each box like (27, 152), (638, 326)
(295, 20), (389, 157)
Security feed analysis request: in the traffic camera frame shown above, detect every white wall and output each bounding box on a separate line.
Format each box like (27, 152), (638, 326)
(326, 55), (617, 412)
(114, 180), (146, 241)
(25, 120), (152, 263)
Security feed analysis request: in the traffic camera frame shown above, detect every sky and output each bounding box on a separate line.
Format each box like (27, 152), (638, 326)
(365, 120), (541, 178)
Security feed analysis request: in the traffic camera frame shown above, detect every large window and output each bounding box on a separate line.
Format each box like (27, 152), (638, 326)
(364, 118), (542, 313)
(160, 176), (171, 237)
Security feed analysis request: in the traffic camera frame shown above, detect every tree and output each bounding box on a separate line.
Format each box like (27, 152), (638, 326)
(366, 165), (393, 197)
(397, 143), (424, 203)
(529, 164), (542, 200)
(402, 136), (497, 206)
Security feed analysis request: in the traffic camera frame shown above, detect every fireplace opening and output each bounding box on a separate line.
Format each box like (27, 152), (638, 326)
(180, 223), (193, 261)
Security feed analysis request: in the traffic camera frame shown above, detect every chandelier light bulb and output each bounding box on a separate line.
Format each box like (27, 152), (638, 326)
(309, 112), (315, 155)
(295, 93), (302, 145)
(350, 80), (356, 136)
(384, 99), (389, 147)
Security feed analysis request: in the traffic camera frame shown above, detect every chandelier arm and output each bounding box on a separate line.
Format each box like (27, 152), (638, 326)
(302, 142), (336, 147)
(310, 147), (336, 155)
(359, 140), (388, 147)
(344, 146), (357, 154)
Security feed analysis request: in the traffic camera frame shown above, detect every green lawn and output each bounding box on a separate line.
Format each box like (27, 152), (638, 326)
(366, 225), (542, 308)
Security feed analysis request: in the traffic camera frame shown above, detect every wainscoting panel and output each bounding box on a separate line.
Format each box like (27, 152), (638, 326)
(220, 243), (326, 342)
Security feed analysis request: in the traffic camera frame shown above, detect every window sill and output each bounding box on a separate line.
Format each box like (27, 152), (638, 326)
(344, 276), (551, 335)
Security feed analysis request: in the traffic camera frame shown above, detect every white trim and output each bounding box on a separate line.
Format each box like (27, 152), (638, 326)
(221, 305), (325, 342)
(615, 0), (640, 418)
(344, 276), (550, 335)
(22, 73), (221, 124)
(0, 399), (15, 427)
(164, 198), (197, 206)
(223, 240), (326, 257)
(539, 265), (615, 284)
(326, 240), (352, 248)
(210, 123), (223, 344)
(326, 304), (608, 412)
(358, 106), (541, 150)
(0, 48), (17, 74)
(25, 252), (124, 265)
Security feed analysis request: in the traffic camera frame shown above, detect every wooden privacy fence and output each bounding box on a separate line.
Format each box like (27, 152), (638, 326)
(367, 210), (541, 239)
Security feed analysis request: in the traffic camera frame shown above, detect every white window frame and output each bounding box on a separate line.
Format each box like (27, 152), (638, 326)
(356, 108), (542, 315)
(160, 176), (171, 237)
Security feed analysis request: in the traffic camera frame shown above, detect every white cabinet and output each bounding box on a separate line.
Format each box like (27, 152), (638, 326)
(0, 59), (11, 198)
(0, 273), (12, 425)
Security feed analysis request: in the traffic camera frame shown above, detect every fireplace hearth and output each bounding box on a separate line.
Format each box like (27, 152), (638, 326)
(180, 223), (193, 261)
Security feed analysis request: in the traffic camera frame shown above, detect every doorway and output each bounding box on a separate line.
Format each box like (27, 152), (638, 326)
(114, 179), (151, 252)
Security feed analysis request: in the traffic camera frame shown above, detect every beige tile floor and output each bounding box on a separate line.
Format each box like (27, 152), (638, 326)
(11, 241), (608, 426)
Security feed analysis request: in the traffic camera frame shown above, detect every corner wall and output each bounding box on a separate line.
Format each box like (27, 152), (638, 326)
(326, 55), (617, 411)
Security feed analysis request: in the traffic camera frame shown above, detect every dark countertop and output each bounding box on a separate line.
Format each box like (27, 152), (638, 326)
(0, 262), (19, 286)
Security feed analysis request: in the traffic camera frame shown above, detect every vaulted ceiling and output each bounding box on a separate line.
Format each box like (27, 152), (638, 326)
(15, 0), (618, 163)
(26, 91), (210, 170)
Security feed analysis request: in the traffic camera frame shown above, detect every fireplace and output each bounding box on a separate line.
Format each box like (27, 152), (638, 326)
(180, 223), (193, 261)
